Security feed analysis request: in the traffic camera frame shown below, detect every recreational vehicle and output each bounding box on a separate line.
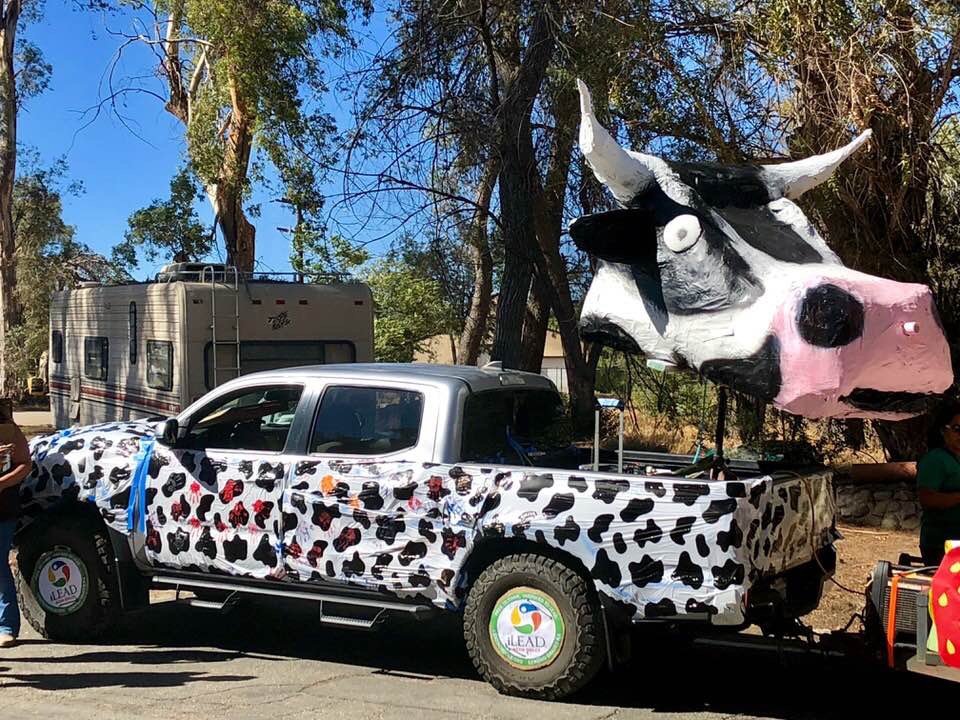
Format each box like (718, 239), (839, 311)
(49, 264), (373, 428)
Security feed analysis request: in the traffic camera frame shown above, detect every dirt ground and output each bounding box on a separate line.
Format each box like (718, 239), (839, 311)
(805, 522), (919, 630)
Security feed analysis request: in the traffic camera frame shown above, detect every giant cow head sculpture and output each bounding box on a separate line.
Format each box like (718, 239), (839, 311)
(571, 80), (953, 420)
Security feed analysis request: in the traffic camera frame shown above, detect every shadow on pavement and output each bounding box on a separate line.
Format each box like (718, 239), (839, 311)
(2, 670), (255, 691)
(43, 596), (956, 717)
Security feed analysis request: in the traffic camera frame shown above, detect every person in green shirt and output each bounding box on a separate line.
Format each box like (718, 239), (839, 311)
(917, 402), (960, 566)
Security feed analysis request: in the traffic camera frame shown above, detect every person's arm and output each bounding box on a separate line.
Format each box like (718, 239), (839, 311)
(919, 487), (960, 510)
(0, 426), (31, 491)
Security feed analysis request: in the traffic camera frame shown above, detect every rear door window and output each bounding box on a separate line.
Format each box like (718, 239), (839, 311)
(310, 386), (423, 456)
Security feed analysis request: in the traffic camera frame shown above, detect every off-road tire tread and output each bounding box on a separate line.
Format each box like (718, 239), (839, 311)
(463, 553), (605, 700)
(15, 513), (120, 641)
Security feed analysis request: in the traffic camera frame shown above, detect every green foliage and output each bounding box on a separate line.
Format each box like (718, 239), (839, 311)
(363, 254), (455, 363)
(111, 165), (211, 270)
(291, 228), (369, 277)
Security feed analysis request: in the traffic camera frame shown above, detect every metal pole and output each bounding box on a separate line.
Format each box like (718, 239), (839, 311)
(593, 408), (600, 472)
(715, 386), (727, 463)
(618, 409), (624, 474)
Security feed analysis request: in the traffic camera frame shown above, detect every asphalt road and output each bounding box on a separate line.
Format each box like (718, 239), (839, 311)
(0, 592), (955, 720)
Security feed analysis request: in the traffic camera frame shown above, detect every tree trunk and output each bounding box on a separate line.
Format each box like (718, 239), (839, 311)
(0, 1), (20, 396)
(520, 272), (550, 373)
(456, 160), (498, 365)
(217, 80), (256, 272)
(489, 2), (557, 369)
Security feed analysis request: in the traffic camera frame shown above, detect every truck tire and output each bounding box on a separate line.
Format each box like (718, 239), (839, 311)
(14, 513), (121, 641)
(463, 553), (605, 700)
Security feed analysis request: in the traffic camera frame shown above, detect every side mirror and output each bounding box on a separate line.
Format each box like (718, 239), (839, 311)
(157, 418), (180, 447)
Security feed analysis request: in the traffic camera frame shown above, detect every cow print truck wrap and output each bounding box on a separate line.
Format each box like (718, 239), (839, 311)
(20, 425), (836, 626)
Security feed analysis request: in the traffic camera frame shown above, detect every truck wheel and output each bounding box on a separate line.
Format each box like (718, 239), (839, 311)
(463, 553), (605, 700)
(14, 513), (121, 641)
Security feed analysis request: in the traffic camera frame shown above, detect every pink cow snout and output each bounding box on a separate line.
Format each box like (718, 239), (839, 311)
(770, 271), (953, 419)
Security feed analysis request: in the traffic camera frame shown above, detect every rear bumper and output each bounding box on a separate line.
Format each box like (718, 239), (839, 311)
(745, 544), (836, 625)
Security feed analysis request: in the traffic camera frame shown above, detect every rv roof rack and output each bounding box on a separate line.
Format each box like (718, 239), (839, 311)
(154, 262), (354, 285)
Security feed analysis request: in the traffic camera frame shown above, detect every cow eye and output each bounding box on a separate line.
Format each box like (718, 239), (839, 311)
(663, 215), (702, 253)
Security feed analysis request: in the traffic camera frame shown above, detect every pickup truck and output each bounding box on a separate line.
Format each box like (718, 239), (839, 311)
(15, 363), (837, 699)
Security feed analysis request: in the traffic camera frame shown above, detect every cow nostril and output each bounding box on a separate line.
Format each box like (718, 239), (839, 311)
(796, 284), (864, 347)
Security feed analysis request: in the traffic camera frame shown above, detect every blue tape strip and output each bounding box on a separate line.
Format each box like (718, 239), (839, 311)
(127, 438), (156, 533)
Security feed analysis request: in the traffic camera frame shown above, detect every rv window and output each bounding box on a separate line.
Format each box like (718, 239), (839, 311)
(129, 302), (137, 364)
(310, 386), (423, 456)
(181, 384), (304, 452)
(83, 337), (108, 381)
(146, 340), (173, 390)
(204, 341), (357, 388)
(51, 331), (63, 364)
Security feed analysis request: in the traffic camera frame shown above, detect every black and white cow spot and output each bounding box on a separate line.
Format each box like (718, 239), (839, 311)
(673, 551), (704, 589)
(553, 517), (580, 546)
(399, 541), (427, 566)
(629, 555), (664, 588)
(311, 502), (340, 531)
(644, 598), (677, 619)
(620, 497), (654, 523)
(352, 508), (372, 531)
(409, 565), (431, 588)
(418, 519), (437, 543)
(342, 552), (366, 578)
(282, 512), (298, 534)
(375, 516), (406, 544)
(542, 492), (575, 518)
(592, 478), (630, 504)
(237, 460), (254, 480)
(295, 461), (320, 476)
(162, 472), (187, 498)
(393, 482), (418, 502)
(612, 532), (627, 554)
(196, 494), (214, 523)
(195, 528), (217, 559)
(358, 482), (385, 511)
(702, 498), (737, 524)
(718, 519), (744, 551)
(306, 540), (328, 567)
(644, 481), (667, 498)
(166, 529), (190, 555)
(371, 553), (393, 580)
(218, 479), (244, 504)
(712, 559), (746, 590)
(672, 483), (709, 506)
(518, 474), (554, 502)
(567, 476), (588, 493)
(634, 519), (663, 548)
(291, 493), (307, 514)
(228, 502), (248, 528)
(256, 463), (285, 491)
(253, 534), (277, 567)
(440, 528), (466, 560)
(695, 534), (710, 558)
(670, 516), (696, 545)
(59, 438), (85, 455)
(685, 598), (719, 616)
(726, 482), (747, 498)
(333, 527), (361, 553)
(587, 514), (614, 544)
(591, 549), (622, 587)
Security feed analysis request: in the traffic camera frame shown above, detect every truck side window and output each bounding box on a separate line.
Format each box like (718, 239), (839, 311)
(181, 385), (304, 452)
(311, 386), (422, 456)
(83, 337), (109, 381)
(462, 389), (570, 464)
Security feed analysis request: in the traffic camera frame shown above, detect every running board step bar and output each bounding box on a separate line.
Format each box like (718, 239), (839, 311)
(152, 575), (432, 616)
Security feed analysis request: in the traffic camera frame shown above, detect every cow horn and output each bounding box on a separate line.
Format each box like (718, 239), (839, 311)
(577, 79), (656, 205)
(760, 130), (872, 200)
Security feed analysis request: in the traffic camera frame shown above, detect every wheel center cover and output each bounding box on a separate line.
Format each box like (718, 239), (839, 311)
(32, 550), (88, 616)
(489, 586), (565, 670)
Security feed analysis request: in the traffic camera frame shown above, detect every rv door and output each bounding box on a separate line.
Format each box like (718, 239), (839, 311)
(70, 374), (81, 424)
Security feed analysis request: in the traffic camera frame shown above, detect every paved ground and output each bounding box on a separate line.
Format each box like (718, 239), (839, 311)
(0, 592), (955, 720)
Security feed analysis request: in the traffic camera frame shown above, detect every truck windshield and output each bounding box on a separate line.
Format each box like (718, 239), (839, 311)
(461, 389), (570, 465)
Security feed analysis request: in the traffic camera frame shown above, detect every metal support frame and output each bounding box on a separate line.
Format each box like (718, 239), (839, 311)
(203, 265), (241, 388)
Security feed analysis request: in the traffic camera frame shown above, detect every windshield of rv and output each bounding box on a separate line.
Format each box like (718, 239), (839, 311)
(461, 388), (570, 464)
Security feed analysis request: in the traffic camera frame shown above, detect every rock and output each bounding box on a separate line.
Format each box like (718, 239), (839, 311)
(873, 490), (894, 502)
(880, 515), (900, 530)
(900, 516), (921, 531)
(872, 500), (890, 515)
(862, 513), (884, 528)
(894, 488), (915, 502)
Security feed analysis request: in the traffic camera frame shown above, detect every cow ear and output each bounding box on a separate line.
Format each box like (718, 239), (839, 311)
(569, 208), (658, 266)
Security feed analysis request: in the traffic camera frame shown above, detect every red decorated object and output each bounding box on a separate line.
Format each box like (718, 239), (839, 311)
(931, 545), (960, 667)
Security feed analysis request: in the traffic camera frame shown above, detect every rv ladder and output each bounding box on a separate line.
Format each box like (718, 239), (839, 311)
(203, 265), (241, 388)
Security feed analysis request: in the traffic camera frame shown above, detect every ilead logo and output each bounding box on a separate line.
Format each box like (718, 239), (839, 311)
(491, 588), (565, 670)
(35, 554), (86, 614)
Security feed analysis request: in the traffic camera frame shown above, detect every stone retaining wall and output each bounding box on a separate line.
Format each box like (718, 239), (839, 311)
(835, 481), (920, 531)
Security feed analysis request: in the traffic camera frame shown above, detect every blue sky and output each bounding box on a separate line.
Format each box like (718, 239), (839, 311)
(22, 2), (388, 280)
